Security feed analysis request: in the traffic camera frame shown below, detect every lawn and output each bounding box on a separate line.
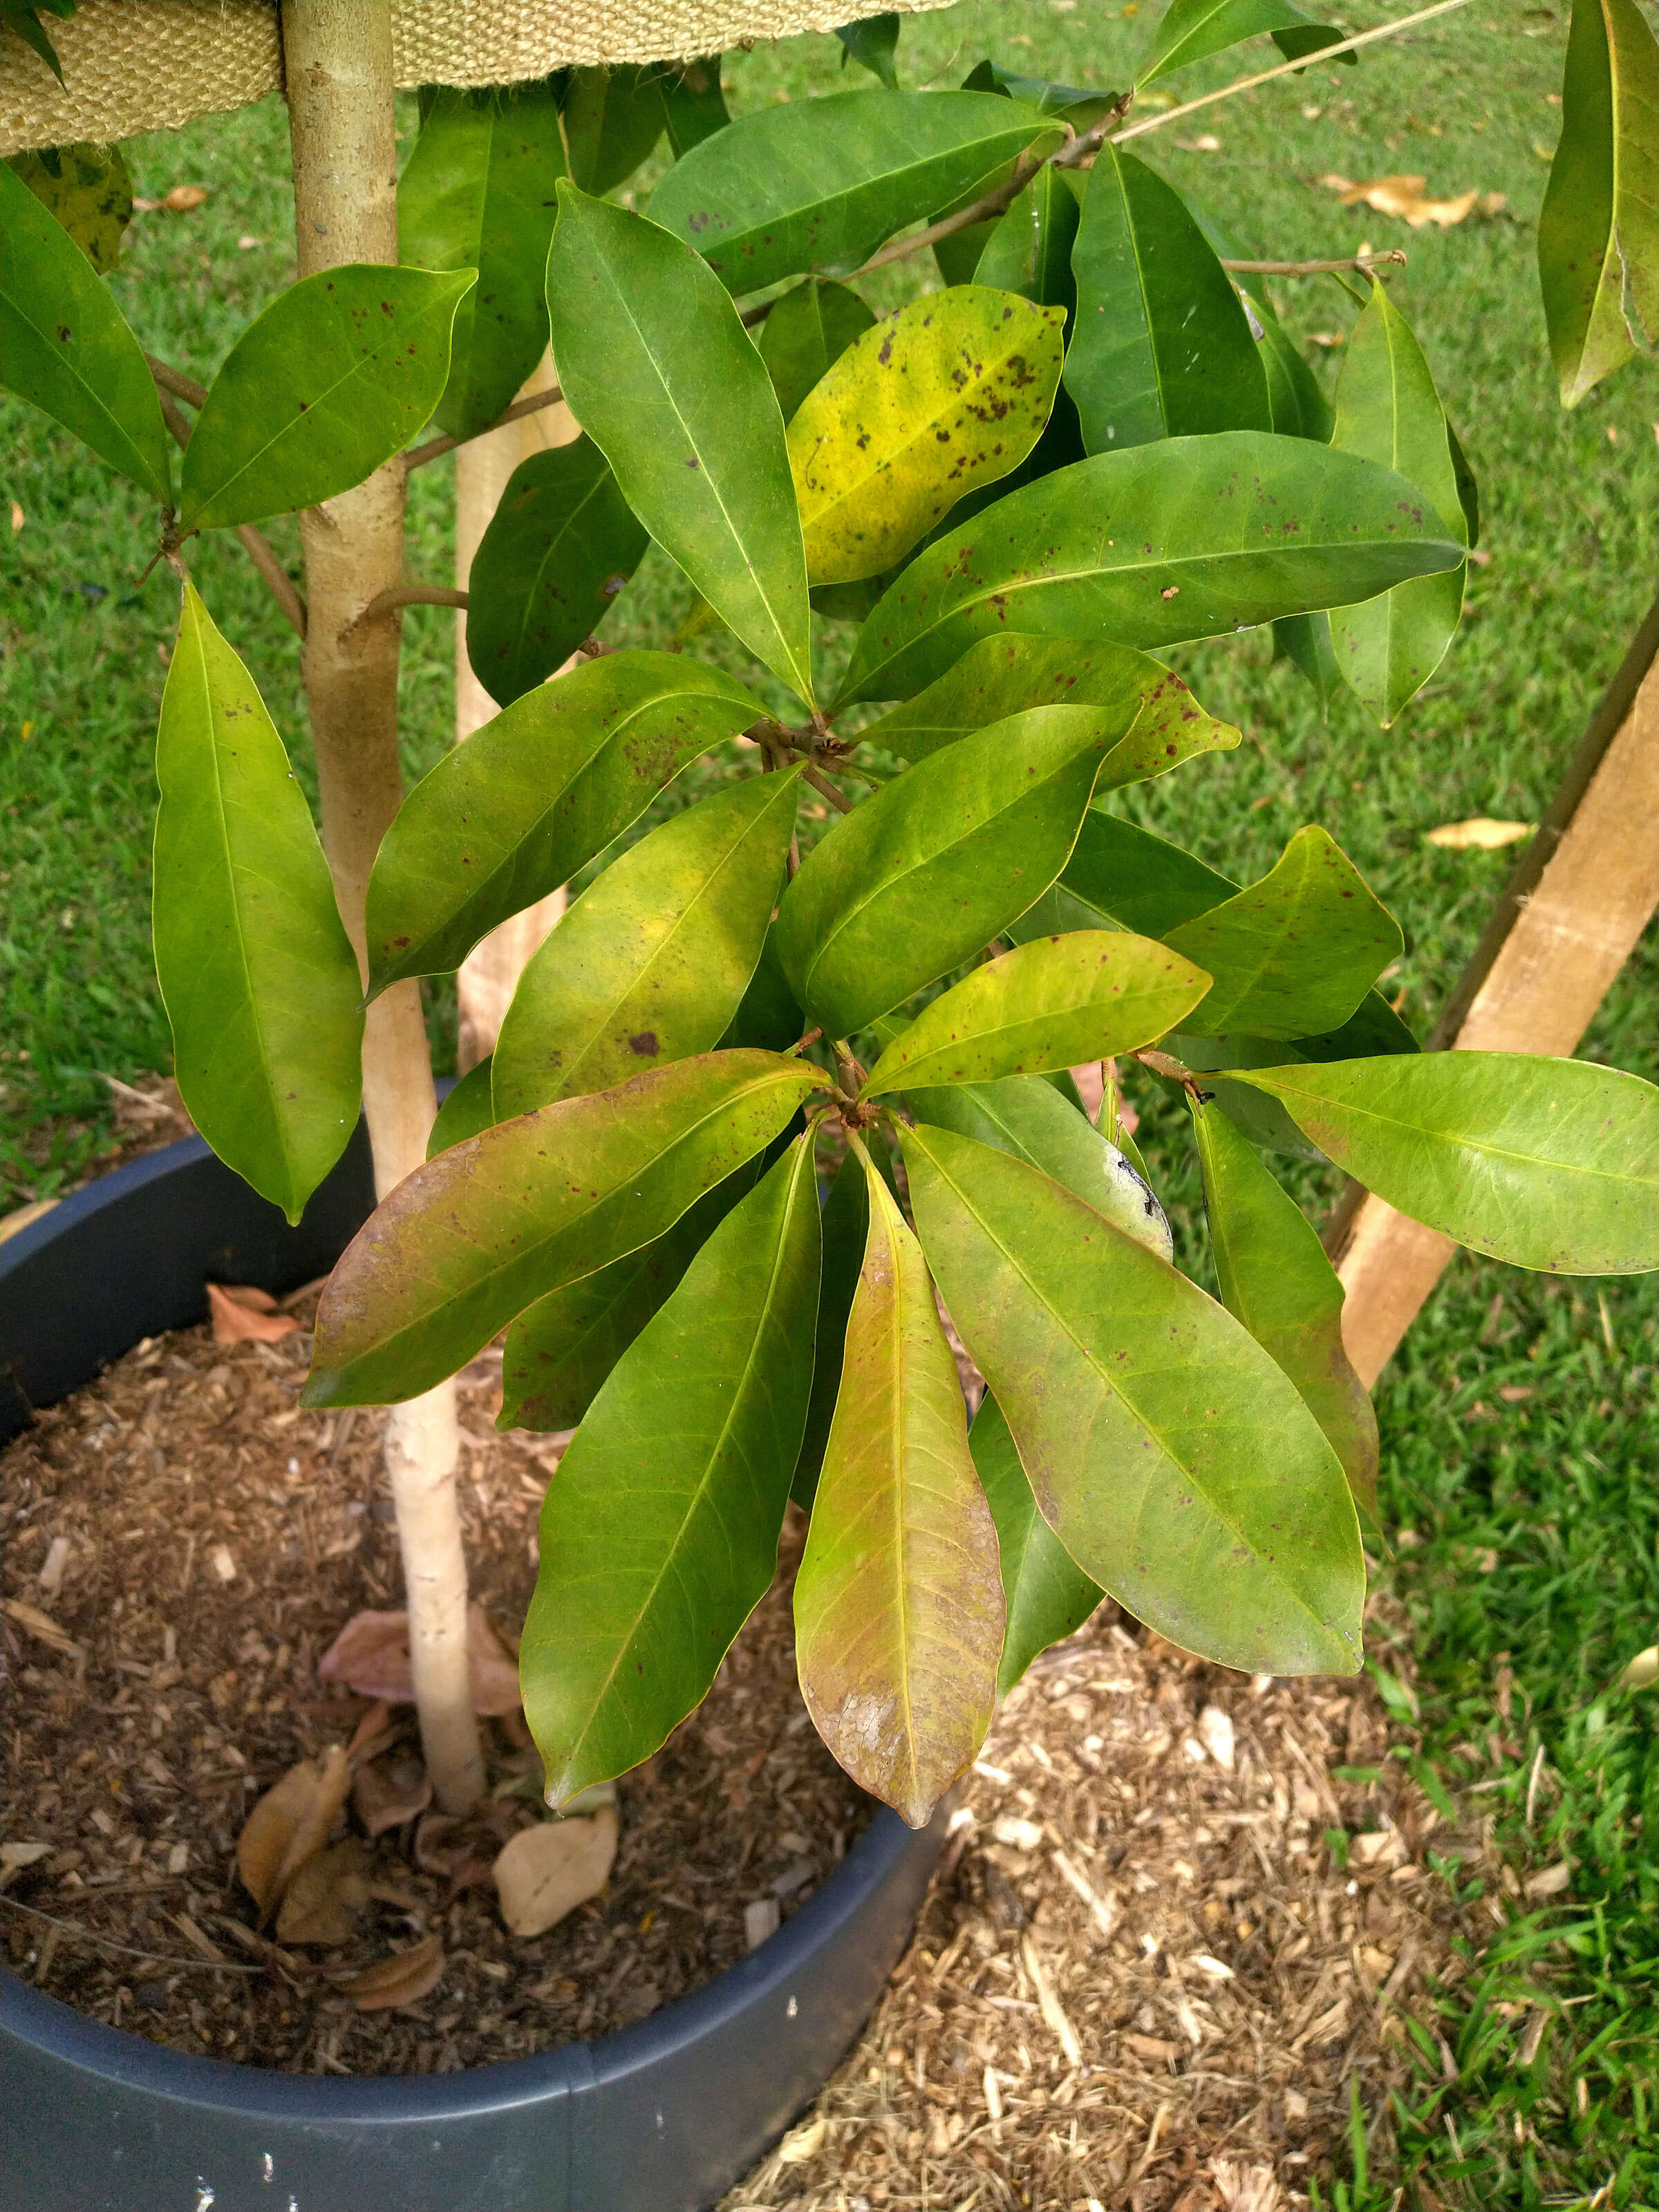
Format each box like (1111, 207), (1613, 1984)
(1, 2), (1655, 2202)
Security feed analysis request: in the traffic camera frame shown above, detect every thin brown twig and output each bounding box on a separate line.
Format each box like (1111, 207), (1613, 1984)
(404, 383), (569, 471)
(802, 763), (856, 816)
(145, 353), (208, 410)
(347, 583), (469, 635)
(1224, 251), (1407, 276)
(0, 1895), (262, 1974)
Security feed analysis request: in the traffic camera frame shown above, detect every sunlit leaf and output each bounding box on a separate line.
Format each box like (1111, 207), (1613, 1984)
(758, 278), (877, 424)
(972, 1393), (1103, 1696)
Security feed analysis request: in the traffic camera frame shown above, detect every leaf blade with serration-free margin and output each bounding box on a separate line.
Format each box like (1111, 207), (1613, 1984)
(9, 142), (133, 274)
(758, 279), (877, 424)
(1137, 0), (1347, 87)
(794, 1143), (1003, 1825)
(522, 1138), (821, 1804)
(153, 585), (363, 1224)
(792, 1142), (868, 1508)
(428, 1059), (496, 1158)
(903, 1122), (1364, 1674)
(1221, 1053), (1659, 1275)
(973, 1392), (1103, 1696)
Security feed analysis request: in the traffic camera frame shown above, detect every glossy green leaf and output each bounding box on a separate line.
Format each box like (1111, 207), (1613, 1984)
(647, 91), (1063, 294)
(492, 769), (802, 1115)
(961, 57), (1123, 127)
(1327, 282), (1466, 727)
(1064, 149), (1270, 456)
(0, 156), (171, 502)
(858, 631), (1239, 784)
(974, 159), (1081, 312)
(397, 84), (568, 442)
(1059, 808), (1235, 935)
(8, 142), (133, 274)
(972, 1393), (1103, 1695)
(776, 704), (1118, 1038)
(179, 264), (474, 533)
(794, 1143), (1003, 1825)
(1190, 203), (1334, 442)
(903, 1123), (1365, 1674)
(758, 279), (877, 424)
(1163, 826), (1402, 1040)
(836, 13), (901, 88)
(465, 438), (648, 707)
(366, 650), (765, 992)
(1447, 418), (1480, 547)
(792, 1143), (868, 1509)
(303, 1050), (824, 1407)
(864, 931), (1208, 1095)
(1539, 0), (1659, 407)
(153, 585), (363, 1226)
(834, 432), (1466, 706)
(1190, 1095), (1377, 1515)
(522, 1137), (821, 1805)
(1221, 1053), (1659, 1275)
(428, 1058), (496, 1158)
(1138, 0), (1347, 88)
(718, 925), (805, 1054)
(546, 186), (814, 703)
(561, 66), (666, 197)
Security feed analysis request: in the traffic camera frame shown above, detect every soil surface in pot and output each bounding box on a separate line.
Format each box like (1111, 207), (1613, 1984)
(1, 1291), (872, 2074)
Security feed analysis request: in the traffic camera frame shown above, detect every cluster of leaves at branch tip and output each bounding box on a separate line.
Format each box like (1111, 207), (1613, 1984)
(5, 0), (1658, 1830)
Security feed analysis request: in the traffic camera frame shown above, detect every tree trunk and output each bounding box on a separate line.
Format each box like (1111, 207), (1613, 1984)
(281, 0), (484, 1815)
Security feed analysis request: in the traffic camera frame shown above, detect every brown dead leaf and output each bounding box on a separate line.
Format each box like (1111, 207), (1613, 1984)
(494, 1805), (619, 1937)
(353, 1748), (432, 1839)
(346, 1698), (393, 1763)
(413, 1810), (465, 1877)
(1319, 171), (1503, 229)
(207, 1282), (299, 1345)
(236, 1744), (352, 1914)
(1425, 817), (1534, 850)
(276, 1837), (371, 1945)
(333, 1933), (445, 2013)
(134, 183), (211, 213)
(317, 1604), (522, 1715)
(1524, 1860), (1571, 1900)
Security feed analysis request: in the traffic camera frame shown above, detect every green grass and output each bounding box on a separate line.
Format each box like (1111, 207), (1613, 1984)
(2, 6), (1656, 2201)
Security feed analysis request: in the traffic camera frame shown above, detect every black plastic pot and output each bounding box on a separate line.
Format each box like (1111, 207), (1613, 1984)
(0, 1134), (947, 2211)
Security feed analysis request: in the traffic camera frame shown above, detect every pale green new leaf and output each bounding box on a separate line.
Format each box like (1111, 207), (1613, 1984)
(758, 278), (877, 424)
(972, 1392), (1103, 1696)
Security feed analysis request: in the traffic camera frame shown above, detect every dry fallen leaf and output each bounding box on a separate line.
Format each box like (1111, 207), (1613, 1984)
(1, 1841), (53, 1888)
(776, 2115), (830, 2165)
(352, 1747), (433, 1839)
(9, 501), (23, 534)
(236, 1743), (352, 1914)
(1524, 1860), (1571, 1900)
(493, 1805), (619, 1937)
(1197, 1705), (1236, 1771)
(318, 1604), (523, 1715)
(206, 1281), (299, 1345)
(1616, 1644), (1658, 1691)
(1425, 817), (1534, 850)
(1319, 171), (1504, 229)
(1213, 2161), (1284, 2212)
(333, 1933), (446, 2013)
(276, 1837), (371, 1945)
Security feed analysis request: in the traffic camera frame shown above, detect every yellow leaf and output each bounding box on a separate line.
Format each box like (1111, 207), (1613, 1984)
(1425, 818), (1534, 850)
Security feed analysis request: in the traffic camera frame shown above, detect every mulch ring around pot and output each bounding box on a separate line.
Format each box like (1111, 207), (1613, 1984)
(724, 1611), (1490, 2212)
(0, 1296), (872, 2072)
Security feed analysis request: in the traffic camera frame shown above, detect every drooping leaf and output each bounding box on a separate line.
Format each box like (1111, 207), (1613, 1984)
(1327, 282), (1467, 726)
(1137, 0), (1349, 88)
(903, 1123), (1365, 1674)
(1447, 417), (1481, 546)
(1273, 611), (1345, 710)
(561, 66), (667, 196)
(792, 1141), (868, 1508)
(834, 432), (1466, 706)
(522, 1137), (821, 1804)
(0, 156), (172, 502)
(366, 650), (766, 992)
(396, 84), (568, 442)
(794, 1141), (1003, 1826)
(1064, 149), (1270, 456)
(1539, 0), (1659, 407)
(1058, 808), (1235, 935)
(1221, 1053), (1659, 1275)
(179, 264), (475, 532)
(428, 1059), (497, 1158)
(863, 932), (1208, 1095)
(545, 186), (814, 703)
(647, 91), (1064, 294)
(492, 769), (802, 1115)
(1189, 1095), (1378, 1515)
(972, 1392), (1103, 1696)
(758, 278), (878, 424)
(974, 159), (1081, 312)
(464, 438), (648, 706)
(775, 704), (1118, 1038)
(836, 12), (901, 87)
(153, 585), (363, 1225)
(1, 1), (72, 84)
(1190, 202), (1335, 442)
(718, 924), (805, 1053)
(961, 57), (1124, 127)
(303, 1051), (823, 1407)
(654, 57), (731, 158)
(8, 142), (133, 274)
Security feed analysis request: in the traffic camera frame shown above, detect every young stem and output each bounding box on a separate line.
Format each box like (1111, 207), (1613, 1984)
(281, 0), (482, 1817)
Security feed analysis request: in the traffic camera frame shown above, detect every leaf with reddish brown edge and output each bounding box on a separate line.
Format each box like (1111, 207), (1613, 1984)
(351, 1747), (433, 1839)
(302, 1050), (824, 1408)
(317, 1604), (522, 1716)
(793, 1139), (1003, 1827)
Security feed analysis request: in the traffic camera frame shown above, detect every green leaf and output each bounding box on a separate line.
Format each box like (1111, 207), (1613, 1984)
(1219, 1053), (1659, 1275)
(1064, 149), (1270, 456)
(718, 924), (805, 1053)
(863, 931), (1209, 1095)
(1327, 282), (1466, 727)
(1190, 202), (1334, 442)
(794, 1141), (1003, 1825)
(836, 13), (901, 88)
(758, 278), (877, 424)
(856, 632), (1239, 784)
(1539, 0), (1659, 407)
(775, 704), (1118, 1038)
(790, 288), (1065, 585)
(2, 2), (70, 83)
(647, 91), (1063, 295)
(834, 432), (1466, 706)
(903, 1123), (1365, 1674)
(1446, 418), (1480, 547)
(153, 585), (364, 1226)
(792, 1142), (868, 1508)
(492, 769), (802, 1115)
(523, 1136), (821, 1804)
(962, 57), (1124, 126)
(1137, 0), (1348, 88)
(561, 66), (667, 196)
(179, 264), (475, 533)
(972, 1392), (1103, 1696)
(1190, 1094), (1378, 1515)
(464, 438), (648, 707)
(972, 158), (1081, 313)
(0, 156), (171, 502)
(1273, 611), (1345, 711)
(654, 57), (731, 159)
(366, 649), (766, 992)
(8, 142), (133, 274)
(545, 186), (814, 704)
(428, 1058), (497, 1158)
(1163, 826), (1402, 1040)
(303, 1049), (824, 1407)
(1059, 808), (1235, 935)
(396, 84), (568, 442)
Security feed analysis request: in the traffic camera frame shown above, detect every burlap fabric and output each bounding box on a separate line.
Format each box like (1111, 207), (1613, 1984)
(0, 0), (957, 153)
